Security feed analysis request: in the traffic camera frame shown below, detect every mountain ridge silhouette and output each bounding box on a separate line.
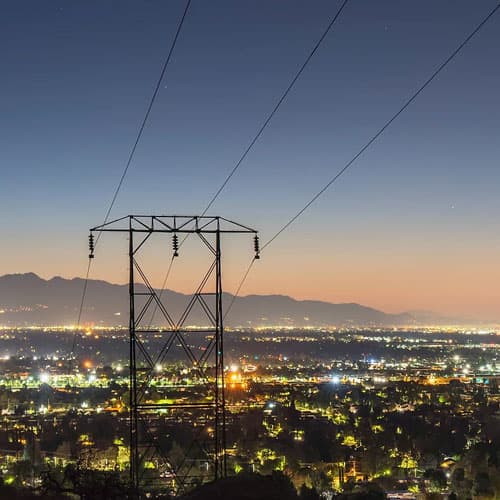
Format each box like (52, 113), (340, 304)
(0, 272), (416, 327)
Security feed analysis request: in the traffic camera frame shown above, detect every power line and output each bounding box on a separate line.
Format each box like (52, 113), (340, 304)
(69, 0), (192, 363)
(146, 255), (175, 328)
(69, 258), (92, 362)
(223, 257), (256, 321)
(262, 1), (500, 250)
(98, 0), (192, 243)
(153, 0), (351, 313)
(202, 0), (350, 216)
(225, 2), (500, 319)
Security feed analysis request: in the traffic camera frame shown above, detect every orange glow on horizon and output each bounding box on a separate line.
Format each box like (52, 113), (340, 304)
(9, 234), (500, 322)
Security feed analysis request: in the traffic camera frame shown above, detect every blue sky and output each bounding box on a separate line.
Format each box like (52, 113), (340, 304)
(1, 1), (499, 318)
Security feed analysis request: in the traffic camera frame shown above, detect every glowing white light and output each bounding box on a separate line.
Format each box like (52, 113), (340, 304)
(39, 373), (49, 384)
(155, 364), (163, 373)
(331, 375), (340, 384)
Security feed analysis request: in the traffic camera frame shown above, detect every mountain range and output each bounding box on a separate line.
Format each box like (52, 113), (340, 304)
(0, 272), (450, 327)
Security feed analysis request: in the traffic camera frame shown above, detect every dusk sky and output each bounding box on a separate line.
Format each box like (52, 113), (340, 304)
(1, 1), (499, 320)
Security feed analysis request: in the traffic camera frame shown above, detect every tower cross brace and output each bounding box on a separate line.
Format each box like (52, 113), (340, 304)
(90, 215), (257, 496)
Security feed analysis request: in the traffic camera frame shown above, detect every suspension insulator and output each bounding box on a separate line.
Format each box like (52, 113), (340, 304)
(253, 234), (260, 260)
(172, 233), (179, 257)
(88, 233), (95, 259)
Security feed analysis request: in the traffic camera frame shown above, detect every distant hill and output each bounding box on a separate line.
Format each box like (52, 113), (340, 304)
(0, 272), (414, 327)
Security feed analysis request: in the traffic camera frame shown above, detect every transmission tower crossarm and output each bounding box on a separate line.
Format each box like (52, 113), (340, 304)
(90, 215), (257, 234)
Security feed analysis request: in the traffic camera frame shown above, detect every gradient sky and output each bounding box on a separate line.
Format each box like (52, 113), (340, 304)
(1, 1), (499, 319)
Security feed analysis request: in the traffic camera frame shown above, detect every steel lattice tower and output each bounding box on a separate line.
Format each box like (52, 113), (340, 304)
(90, 215), (258, 496)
